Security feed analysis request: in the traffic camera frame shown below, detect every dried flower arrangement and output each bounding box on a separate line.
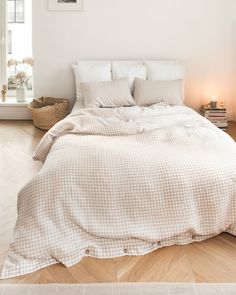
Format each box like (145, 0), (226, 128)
(15, 71), (29, 87)
(7, 57), (34, 68)
(7, 57), (34, 89)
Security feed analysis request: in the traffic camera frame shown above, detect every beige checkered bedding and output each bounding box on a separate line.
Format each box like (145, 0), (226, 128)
(1, 104), (236, 279)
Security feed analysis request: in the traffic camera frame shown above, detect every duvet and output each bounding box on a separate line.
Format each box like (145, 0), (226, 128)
(1, 104), (236, 279)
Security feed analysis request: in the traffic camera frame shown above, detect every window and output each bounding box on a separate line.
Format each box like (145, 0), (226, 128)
(8, 30), (12, 54)
(8, 0), (25, 24)
(0, 0), (32, 95)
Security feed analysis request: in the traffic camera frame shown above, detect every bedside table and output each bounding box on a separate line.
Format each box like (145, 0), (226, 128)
(226, 121), (236, 141)
(0, 97), (33, 120)
(201, 104), (228, 131)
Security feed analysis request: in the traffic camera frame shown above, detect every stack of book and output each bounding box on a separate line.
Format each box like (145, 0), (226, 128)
(201, 104), (228, 131)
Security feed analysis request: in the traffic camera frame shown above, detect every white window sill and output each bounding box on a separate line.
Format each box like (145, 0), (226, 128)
(0, 97), (33, 107)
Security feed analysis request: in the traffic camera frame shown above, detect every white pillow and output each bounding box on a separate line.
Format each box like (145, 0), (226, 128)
(133, 78), (184, 106)
(73, 61), (112, 107)
(81, 78), (135, 108)
(147, 62), (185, 80)
(112, 61), (147, 93)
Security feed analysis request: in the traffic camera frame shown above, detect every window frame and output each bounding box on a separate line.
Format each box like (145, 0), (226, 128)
(1, 0), (33, 98)
(8, 0), (25, 24)
(8, 30), (12, 54)
(0, 0), (7, 89)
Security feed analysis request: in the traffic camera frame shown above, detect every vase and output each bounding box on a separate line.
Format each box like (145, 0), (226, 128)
(16, 85), (27, 102)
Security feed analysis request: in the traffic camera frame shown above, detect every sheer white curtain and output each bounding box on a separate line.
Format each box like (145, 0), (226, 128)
(0, 0), (7, 88)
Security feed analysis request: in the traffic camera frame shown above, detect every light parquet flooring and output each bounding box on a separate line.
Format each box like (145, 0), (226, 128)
(0, 120), (236, 284)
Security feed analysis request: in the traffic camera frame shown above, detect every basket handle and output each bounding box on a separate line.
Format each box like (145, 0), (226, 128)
(32, 97), (46, 104)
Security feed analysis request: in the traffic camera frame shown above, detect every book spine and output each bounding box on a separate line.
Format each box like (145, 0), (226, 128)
(203, 111), (227, 114)
(203, 104), (226, 111)
(214, 123), (228, 127)
(203, 109), (226, 111)
(204, 116), (227, 119)
(214, 121), (228, 124)
(205, 116), (226, 120)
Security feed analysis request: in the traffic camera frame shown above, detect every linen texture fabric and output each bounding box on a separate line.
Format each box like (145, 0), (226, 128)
(1, 104), (236, 279)
(133, 78), (184, 106)
(73, 61), (112, 107)
(112, 61), (147, 92)
(146, 62), (185, 80)
(81, 78), (135, 108)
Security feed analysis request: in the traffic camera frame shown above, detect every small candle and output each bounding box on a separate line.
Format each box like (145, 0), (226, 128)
(210, 94), (217, 108)
(211, 94), (217, 101)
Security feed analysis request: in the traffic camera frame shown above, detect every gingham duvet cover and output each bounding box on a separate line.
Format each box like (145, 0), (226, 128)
(1, 104), (236, 279)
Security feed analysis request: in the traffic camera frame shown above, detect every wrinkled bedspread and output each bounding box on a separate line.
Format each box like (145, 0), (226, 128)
(1, 104), (236, 279)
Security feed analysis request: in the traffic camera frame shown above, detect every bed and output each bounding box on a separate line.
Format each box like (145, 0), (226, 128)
(1, 60), (236, 279)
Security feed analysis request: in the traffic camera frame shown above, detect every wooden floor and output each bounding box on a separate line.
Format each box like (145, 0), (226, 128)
(0, 120), (236, 284)
(226, 121), (236, 140)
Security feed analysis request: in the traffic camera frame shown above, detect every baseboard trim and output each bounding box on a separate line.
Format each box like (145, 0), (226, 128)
(0, 105), (32, 120)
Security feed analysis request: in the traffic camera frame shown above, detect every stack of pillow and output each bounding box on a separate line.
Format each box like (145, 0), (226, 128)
(72, 61), (185, 109)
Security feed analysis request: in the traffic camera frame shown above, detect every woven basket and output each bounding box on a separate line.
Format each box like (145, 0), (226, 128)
(28, 97), (69, 131)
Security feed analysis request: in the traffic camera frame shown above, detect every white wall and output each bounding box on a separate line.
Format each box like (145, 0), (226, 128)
(33, 0), (236, 118)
